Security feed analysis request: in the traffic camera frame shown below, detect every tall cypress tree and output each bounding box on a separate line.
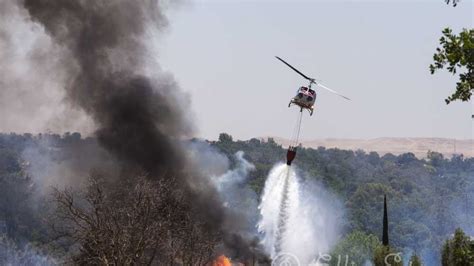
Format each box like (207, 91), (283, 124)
(383, 194), (389, 246)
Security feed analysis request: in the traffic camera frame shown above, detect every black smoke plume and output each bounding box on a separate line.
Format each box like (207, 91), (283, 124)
(22, 0), (186, 176)
(19, 0), (260, 260)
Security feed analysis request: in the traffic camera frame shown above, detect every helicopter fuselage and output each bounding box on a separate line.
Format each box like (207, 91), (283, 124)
(289, 86), (316, 115)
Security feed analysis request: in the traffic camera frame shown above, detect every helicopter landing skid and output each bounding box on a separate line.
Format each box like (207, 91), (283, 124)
(289, 100), (313, 116)
(301, 107), (313, 116)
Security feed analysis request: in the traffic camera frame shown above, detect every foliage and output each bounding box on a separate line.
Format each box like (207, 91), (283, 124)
(429, 28), (474, 104)
(0, 133), (222, 264)
(0, 235), (56, 265)
(0, 132), (474, 264)
(409, 253), (423, 266)
(0, 152), (48, 247)
(330, 231), (381, 266)
(218, 133), (233, 143)
(346, 183), (397, 235)
(441, 228), (474, 266)
(212, 133), (474, 264)
(373, 245), (403, 266)
(445, 0), (460, 7)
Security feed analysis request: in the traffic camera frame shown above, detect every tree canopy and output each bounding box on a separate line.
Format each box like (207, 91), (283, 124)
(0, 133), (473, 264)
(430, 28), (474, 104)
(330, 231), (381, 265)
(441, 228), (474, 266)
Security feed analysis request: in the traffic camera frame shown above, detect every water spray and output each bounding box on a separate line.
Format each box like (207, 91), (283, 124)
(258, 164), (300, 259)
(258, 162), (343, 264)
(274, 168), (292, 254)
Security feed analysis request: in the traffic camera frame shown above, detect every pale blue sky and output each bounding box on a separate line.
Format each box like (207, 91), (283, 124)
(158, 0), (473, 140)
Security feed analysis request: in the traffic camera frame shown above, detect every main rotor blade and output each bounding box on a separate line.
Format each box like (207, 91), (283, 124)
(318, 83), (351, 100)
(275, 56), (312, 81)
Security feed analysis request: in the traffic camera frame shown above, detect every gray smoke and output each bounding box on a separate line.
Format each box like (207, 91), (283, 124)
(20, 0), (190, 175)
(211, 151), (262, 257)
(187, 143), (267, 259)
(21, 135), (119, 193)
(1, 0), (259, 259)
(0, 235), (56, 266)
(0, 0), (94, 134)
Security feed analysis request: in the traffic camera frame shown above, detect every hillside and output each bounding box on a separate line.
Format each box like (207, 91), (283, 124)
(213, 134), (474, 265)
(265, 137), (474, 158)
(1, 133), (473, 265)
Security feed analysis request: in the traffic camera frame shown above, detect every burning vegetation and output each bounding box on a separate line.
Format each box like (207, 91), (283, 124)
(212, 255), (232, 266)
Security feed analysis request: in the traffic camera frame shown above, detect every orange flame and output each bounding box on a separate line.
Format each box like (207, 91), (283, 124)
(212, 255), (231, 266)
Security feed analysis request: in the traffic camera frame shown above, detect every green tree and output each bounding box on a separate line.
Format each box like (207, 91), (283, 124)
(441, 228), (474, 266)
(0, 149), (47, 244)
(409, 253), (423, 266)
(373, 245), (403, 266)
(429, 28), (474, 104)
(218, 133), (233, 143)
(346, 183), (399, 235)
(330, 231), (381, 266)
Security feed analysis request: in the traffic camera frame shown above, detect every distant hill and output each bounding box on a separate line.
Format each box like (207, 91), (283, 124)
(264, 137), (474, 158)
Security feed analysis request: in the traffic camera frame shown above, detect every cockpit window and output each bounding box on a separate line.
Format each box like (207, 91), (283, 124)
(301, 87), (308, 91)
(308, 89), (315, 95)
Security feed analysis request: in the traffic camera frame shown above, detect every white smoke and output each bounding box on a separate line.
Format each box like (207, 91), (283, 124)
(0, 0), (94, 135)
(186, 143), (257, 209)
(0, 235), (56, 266)
(258, 163), (344, 264)
(209, 150), (260, 233)
(20, 136), (120, 196)
(187, 144), (261, 223)
(186, 141), (230, 179)
(211, 151), (255, 195)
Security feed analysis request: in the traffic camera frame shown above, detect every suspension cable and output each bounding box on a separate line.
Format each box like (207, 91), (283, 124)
(294, 111), (303, 146)
(290, 111), (303, 147)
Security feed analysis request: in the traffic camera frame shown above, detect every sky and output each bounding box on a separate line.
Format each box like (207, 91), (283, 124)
(157, 0), (473, 141)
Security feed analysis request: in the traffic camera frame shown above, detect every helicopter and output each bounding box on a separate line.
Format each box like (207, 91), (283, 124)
(275, 56), (350, 116)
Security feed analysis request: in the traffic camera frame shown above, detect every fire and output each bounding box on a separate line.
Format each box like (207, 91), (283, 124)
(212, 255), (231, 266)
